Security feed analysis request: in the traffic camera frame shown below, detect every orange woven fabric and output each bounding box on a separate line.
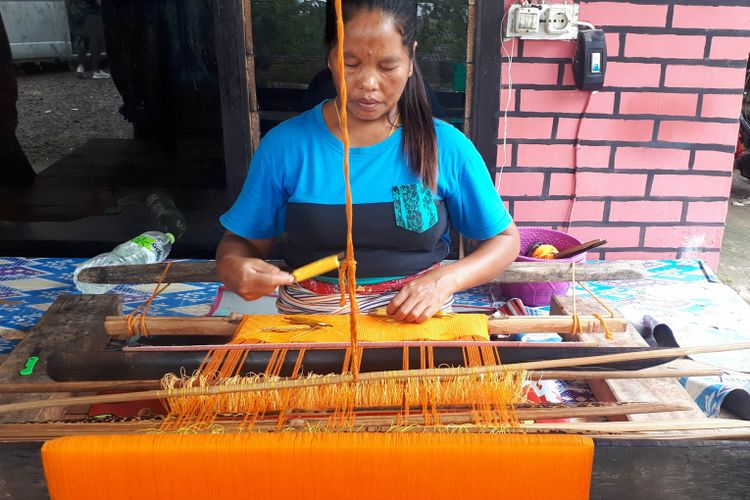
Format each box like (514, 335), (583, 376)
(234, 314), (489, 343)
(42, 432), (594, 500)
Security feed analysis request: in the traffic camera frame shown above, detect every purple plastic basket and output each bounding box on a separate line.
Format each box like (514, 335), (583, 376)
(499, 227), (585, 307)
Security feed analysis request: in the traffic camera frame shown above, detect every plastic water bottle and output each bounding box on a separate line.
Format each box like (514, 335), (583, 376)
(73, 231), (175, 294)
(146, 192), (187, 239)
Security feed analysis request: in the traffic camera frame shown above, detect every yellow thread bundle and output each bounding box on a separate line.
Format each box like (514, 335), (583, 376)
(530, 244), (559, 259)
(42, 432), (594, 500)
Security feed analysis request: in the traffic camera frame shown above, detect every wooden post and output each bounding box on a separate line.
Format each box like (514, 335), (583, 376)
(463, 0), (476, 137)
(469, 0), (502, 173)
(213, 0), (259, 201)
(242, 0), (261, 153)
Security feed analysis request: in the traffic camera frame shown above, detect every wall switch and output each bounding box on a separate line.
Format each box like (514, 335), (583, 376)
(506, 3), (580, 40)
(514, 7), (541, 34)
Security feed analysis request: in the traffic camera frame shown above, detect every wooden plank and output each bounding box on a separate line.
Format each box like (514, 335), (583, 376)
(103, 314), (628, 337)
(590, 439), (750, 500)
(2, 439), (749, 500)
(0, 295), (122, 423)
(0, 443), (48, 499)
(76, 259), (648, 284)
(551, 295), (705, 421)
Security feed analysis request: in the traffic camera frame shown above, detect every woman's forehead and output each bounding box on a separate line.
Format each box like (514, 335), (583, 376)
(343, 9), (404, 47)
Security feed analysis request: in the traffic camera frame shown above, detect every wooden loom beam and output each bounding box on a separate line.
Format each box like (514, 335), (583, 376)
(103, 314), (629, 337)
(551, 296), (706, 422)
(75, 259), (648, 285)
(4, 439), (749, 500)
(1, 417), (749, 442)
(0, 340), (747, 416)
(0, 295), (121, 424)
(0, 365), (724, 394)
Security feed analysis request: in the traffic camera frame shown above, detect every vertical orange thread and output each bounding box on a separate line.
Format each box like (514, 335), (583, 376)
(334, 0), (360, 355)
(125, 261), (173, 337)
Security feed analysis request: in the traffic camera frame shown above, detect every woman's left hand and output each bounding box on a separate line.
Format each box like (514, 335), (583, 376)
(386, 273), (457, 323)
(384, 226), (521, 323)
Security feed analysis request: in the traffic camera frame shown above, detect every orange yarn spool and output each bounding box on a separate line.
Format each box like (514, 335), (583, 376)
(42, 432), (594, 500)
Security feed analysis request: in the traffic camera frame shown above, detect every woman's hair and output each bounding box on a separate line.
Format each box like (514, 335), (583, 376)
(324, 0), (438, 190)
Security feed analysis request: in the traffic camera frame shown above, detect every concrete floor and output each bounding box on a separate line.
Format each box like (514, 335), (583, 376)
(718, 170), (750, 302)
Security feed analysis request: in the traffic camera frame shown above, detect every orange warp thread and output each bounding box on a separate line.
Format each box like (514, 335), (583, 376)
(333, 0), (360, 353)
(124, 261), (173, 337)
(42, 432), (594, 500)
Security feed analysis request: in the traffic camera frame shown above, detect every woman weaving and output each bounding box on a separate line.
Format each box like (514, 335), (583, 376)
(216, 0), (520, 323)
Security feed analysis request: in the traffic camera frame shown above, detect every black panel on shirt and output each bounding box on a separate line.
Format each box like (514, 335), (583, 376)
(285, 201), (449, 278)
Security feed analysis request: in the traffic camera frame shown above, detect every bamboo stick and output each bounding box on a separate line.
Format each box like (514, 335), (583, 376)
(279, 402), (689, 425)
(518, 419), (750, 434)
(76, 260), (648, 285)
(104, 314), (628, 337)
(530, 367), (723, 380)
(121, 340), (599, 352)
(0, 341), (746, 416)
(0, 366), (723, 395)
(591, 431), (750, 441)
(1, 416), (747, 442)
(0, 381), (162, 393)
(489, 315), (627, 335)
(105, 315), (241, 337)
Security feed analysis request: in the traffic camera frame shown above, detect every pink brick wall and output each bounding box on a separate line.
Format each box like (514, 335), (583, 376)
(496, 0), (749, 270)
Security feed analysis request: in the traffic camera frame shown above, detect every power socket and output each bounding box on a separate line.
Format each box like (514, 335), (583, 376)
(546, 6), (572, 34)
(506, 3), (580, 40)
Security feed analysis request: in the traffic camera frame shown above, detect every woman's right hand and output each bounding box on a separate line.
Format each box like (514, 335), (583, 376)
(217, 255), (294, 301)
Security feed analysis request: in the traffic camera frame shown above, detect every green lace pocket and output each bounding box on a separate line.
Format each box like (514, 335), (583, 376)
(392, 184), (438, 233)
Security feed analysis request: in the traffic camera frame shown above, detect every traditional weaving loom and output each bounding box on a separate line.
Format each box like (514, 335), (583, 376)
(1, 264), (750, 499)
(2, 2), (750, 498)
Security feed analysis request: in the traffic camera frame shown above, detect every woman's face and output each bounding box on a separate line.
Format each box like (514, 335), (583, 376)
(328, 9), (414, 123)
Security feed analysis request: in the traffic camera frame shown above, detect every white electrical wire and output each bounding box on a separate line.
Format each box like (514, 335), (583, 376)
(497, 5), (516, 189)
(573, 21), (596, 31)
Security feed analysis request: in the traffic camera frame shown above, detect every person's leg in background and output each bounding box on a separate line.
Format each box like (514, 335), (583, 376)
(74, 33), (89, 77)
(0, 11), (35, 187)
(85, 13), (109, 79)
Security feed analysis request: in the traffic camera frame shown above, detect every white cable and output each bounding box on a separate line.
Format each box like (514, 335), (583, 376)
(497, 6), (516, 189)
(499, 39), (515, 176)
(573, 21), (596, 31)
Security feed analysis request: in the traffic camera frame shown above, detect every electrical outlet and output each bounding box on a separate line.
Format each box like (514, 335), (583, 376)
(546, 7), (571, 34)
(506, 3), (580, 40)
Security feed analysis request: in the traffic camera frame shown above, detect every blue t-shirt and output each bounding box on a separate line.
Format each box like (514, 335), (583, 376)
(221, 101), (513, 278)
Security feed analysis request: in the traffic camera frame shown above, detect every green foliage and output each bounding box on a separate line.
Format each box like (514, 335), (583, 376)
(250, 0), (468, 84)
(417, 1), (468, 61)
(252, 0), (468, 59)
(252, 0), (327, 59)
